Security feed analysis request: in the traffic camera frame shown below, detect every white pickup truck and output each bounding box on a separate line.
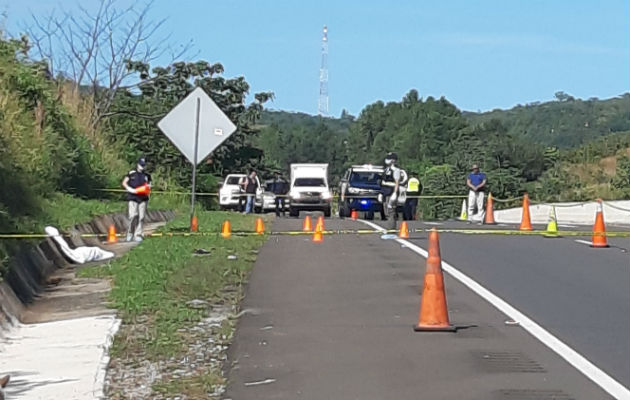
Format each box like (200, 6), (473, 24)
(218, 174), (263, 212)
(288, 164), (332, 217)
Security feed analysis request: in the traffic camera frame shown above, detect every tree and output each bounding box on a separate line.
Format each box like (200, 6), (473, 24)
(554, 91), (574, 102)
(23, 0), (194, 127)
(103, 59), (273, 187)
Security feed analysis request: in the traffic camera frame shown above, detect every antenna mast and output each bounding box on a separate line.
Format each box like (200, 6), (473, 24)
(318, 25), (329, 116)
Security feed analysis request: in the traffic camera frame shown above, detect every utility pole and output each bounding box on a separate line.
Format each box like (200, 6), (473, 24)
(318, 25), (329, 116)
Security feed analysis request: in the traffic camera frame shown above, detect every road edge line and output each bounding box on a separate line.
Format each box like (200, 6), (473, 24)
(359, 219), (630, 400)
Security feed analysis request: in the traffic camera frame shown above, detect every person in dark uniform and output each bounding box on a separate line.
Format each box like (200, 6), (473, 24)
(122, 157), (152, 242)
(403, 177), (421, 220)
(271, 171), (288, 217)
(244, 170), (259, 214)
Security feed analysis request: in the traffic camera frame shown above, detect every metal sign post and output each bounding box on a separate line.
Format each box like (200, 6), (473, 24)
(190, 97), (201, 230)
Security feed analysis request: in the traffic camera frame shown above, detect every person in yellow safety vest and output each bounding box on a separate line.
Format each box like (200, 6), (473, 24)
(403, 177), (421, 220)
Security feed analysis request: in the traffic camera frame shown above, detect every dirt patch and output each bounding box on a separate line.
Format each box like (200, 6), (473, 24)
(599, 155), (618, 176)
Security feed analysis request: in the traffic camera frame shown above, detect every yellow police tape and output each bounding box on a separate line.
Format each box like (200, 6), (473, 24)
(94, 188), (630, 207)
(95, 188), (481, 201)
(1, 228), (628, 239)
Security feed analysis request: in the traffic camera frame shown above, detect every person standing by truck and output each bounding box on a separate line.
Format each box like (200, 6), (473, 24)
(381, 152), (402, 219)
(122, 157), (152, 242)
(271, 171), (288, 217)
(244, 170), (259, 214)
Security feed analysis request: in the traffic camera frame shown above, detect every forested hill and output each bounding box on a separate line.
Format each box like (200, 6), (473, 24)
(257, 91), (629, 218)
(260, 109), (354, 132)
(464, 93), (630, 148)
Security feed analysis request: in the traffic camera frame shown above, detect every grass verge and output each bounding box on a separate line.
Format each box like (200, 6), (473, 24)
(79, 210), (268, 398)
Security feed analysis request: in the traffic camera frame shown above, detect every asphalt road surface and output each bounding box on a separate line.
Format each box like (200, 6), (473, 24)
(224, 215), (629, 399)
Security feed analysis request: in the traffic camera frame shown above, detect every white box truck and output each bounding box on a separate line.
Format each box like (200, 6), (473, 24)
(288, 163), (332, 217)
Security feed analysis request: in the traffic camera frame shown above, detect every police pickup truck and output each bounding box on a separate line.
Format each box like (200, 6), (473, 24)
(338, 164), (418, 220)
(338, 165), (387, 220)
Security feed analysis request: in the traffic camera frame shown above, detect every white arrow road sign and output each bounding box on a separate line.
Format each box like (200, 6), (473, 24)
(157, 87), (237, 165)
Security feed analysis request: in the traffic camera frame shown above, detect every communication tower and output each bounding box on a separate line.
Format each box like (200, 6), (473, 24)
(318, 25), (329, 116)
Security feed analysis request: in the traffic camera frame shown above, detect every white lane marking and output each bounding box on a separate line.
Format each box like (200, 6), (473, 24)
(575, 239), (593, 246)
(559, 224), (578, 228)
(359, 219), (630, 400)
(423, 221), (443, 225)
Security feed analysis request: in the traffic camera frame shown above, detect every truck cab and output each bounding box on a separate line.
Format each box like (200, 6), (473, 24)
(338, 164), (385, 219)
(288, 164), (332, 217)
(218, 174), (263, 212)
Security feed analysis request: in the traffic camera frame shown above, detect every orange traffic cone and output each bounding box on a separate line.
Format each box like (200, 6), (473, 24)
(303, 215), (312, 232)
(399, 221), (410, 238)
(316, 216), (325, 231)
(484, 193), (496, 225)
(106, 224), (117, 244)
(313, 223), (323, 243)
(351, 210), (358, 220)
(221, 220), (231, 238)
(191, 216), (198, 232)
(519, 193), (533, 231)
(256, 217), (265, 234)
(414, 229), (456, 332)
(591, 200), (609, 248)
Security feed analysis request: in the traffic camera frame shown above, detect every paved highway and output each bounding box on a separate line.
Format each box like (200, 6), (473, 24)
(381, 219), (630, 389)
(224, 216), (629, 399)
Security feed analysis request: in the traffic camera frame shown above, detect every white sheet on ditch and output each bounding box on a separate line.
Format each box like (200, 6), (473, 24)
(44, 226), (114, 264)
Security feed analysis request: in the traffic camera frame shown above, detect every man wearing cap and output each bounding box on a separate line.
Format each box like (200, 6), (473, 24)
(466, 164), (487, 223)
(122, 157), (152, 241)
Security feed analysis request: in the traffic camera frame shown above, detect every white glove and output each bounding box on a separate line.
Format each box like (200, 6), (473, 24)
(390, 192), (398, 202)
(125, 186), (137, 194)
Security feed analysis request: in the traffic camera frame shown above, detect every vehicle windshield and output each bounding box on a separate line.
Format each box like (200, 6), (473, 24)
(349, 171), (381, 185)
(294, 178), (326, 187)
(226, 176), (243, 185)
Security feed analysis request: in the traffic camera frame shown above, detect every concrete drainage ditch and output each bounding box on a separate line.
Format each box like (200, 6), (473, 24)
(0, 209), (175, 330)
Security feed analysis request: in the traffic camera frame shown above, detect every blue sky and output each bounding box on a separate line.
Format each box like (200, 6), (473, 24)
(3, 0), (629, 116)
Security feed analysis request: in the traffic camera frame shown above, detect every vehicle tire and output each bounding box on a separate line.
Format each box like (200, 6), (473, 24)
(340, 201), (350, 218)
(365, 211), (374, 220)
(289, 207), (299, 218)
(324, 207), (331, 218)
(338, 202), (346, 218)
(255, 206), (262, 214)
